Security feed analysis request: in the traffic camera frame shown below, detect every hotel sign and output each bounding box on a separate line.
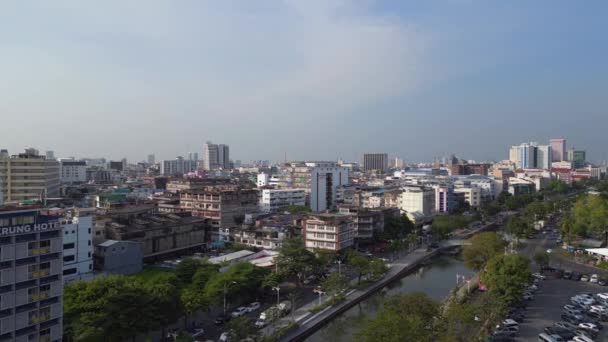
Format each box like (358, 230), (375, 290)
(0, 220), (61, 237)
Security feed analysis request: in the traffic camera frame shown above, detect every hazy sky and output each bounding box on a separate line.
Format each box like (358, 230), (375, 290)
(2, 1), (607, 163)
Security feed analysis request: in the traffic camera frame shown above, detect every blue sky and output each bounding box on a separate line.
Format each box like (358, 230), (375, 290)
(1, 1), (607, 163)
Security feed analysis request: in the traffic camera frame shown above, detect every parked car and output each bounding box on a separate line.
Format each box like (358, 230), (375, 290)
(572, 335), (594, 342)
(562, 313), (583, 324)
(553, 321), (578, 331)
(590, 274), (599, 283)
(214, 314), (231, 326)
(246, 302), (261, 313)
(501, 319), (519, 329)
(254, 318), (269, 329)
(599, 278), (608, 286)
(581, 275), (590, 282)
(564, 305), (584, 316)
(493, 327), (517, 337)
(543, 327), (575, 340)
(587, 309), (608, 321)
(219, 331), (231, 342)
(538, 333), (564, 342)
(303, 275), (317, 285)
(533, 272), (547, 280)
(231, 307), (248, 318)
(578, 322), (599, 333)
(563, 271), (573, 279)
(596, 293), (608, 301)
(572, 272), (582, 281)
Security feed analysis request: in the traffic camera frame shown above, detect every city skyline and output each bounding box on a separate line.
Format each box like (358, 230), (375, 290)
(2, 1), (608, 162)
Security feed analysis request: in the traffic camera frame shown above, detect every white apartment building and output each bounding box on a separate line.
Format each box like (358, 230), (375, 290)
(454, 187), (482, 207)
(62, 208), (94, 283)
(260, 189), (306, 212)
(257, 173), (269, 187)
(398, 186), (435, 217)
(310, 162), (349, 212)
(304, 214), (354, 251)
(59, 159), (87, 183)
(159, 157), (197, 176)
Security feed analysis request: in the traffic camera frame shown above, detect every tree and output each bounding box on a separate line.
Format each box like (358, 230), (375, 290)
(560, 214), (577, 244)
(286, 205), (312, 214)
(524, 202), (547, 222)
(322, 272), (349, 297)
(175, 332), (194, 342)
(462, 232), (505, 271)
(347, 250), (370, 284)
(191, 261), (220, 290)
(367, 258), (388, 281)
(431, 215), (470, 239)
(275, 238), (316, 285)
(175, 258), (201, 284)
(533, 251), (550, 269)
(225, 317), (258, 341)
(381, 214), (414, 240)
(573, 194), (608, 237)
(505, 215), (531, 239)
(481, 254), (531, 306)
(145, 275), (182, 338)
(356, 293), (439, 342)
(204, 262), (269, 306)
(180, 287), (207, 329)
(314, 248), (337, 271)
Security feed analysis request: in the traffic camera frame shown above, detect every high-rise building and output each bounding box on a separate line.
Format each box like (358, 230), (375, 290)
(310, 162), (349, 212)
(0, 149), (60, 203)
(536, 145), (553, 170)
(188, 152), (199, 162)
(203, 142), (230, 170)
(0, 206), (64, 342)
(568, 149), (586, 168)
(517, 143), (537, 169)
(363, 153), (388, 173)
(147, 154), (155, 165)
(45, 151), (55, 160)
(550, 138), (566, 162)
(218, 144), (230, 169)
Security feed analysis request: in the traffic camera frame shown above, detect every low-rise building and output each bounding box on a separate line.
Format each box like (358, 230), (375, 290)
(303, 214), (354, 252)
(59, 160), (87, 184)
(338, 206), (399, 243)
(453, 187), (482, 207)
(398, 186), (435, 217)
(94, 240), (143, 275)
(260, 189), (306, 212)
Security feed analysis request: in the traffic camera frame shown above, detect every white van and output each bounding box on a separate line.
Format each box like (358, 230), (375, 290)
(538, 333), (564, 342)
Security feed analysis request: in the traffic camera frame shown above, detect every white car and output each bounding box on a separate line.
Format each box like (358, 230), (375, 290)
(502, 319), (519, 329)
(246, 302), (261, 313)
(581, 275), (590, 282)
(578, 322), (599, 333)
(596, 293), (608, 301)
(572, 335), (595, 342)
(219, 332), (231, 342)
(590, 274), (599, 283)
(231, 307), (248, 318)
(533, 272), (547, 280)
(590, 305), (608, 313)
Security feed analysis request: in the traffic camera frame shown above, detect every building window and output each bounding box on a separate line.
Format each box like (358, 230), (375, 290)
(63, 268), (77, 275)
(63, 255), (75, 262)
(63, 243), (75, 249)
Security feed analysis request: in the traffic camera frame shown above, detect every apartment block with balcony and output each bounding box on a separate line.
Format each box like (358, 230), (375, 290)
(0, 206), (64, 342)
(304, 214), (354, 252)
(61, 208), (94, 284)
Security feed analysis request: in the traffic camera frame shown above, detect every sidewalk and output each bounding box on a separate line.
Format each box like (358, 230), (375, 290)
(262, 247), (439, 342)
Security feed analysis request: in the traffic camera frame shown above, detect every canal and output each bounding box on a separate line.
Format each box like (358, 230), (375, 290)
(305, 255), (475, 342)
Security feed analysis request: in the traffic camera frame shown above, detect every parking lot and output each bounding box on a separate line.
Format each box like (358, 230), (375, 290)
(516, 277), (607, 341)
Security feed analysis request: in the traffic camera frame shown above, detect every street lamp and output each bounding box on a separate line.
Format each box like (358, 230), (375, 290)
(272, 286), (280, 307)
(335, 260), (342, 275)
(223, 281), (237, 315)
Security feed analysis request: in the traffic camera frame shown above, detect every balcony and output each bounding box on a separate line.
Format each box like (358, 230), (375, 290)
(28, 291), (50, 303)
(29, 270), (50, 280)
(28, 247), (50, 257)
(29, 313), (51, 325)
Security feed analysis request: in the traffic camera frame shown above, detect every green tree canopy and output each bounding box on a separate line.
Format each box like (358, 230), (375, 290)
(381, 214), (414, 240)
(572, 194), (608, 237)
(226, 317), (258, 341)
(505, 215), (531, 239)
(481, 254), (531, 306)
(356, 293), (439, 342)
(203, 262), (269, 305)
(175, 258), (201, 284)
(462, 232), (506, 271)
(431, 215), (470, 239)
(347, 250), (370, 284)
(533, 251), (550, 268)
(322, 272), (349, 297)
(276, 238), (317, 283)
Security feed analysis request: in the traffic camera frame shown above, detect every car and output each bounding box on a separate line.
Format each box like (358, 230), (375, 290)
(508, 311), (525, 323)
(572, 272), (582, 281)
(590, 274), (599, 283)
(564, 305), (584, 315)
(590, 304), (608, 313)
(313, 286), (326, 295)
(572, 335), (595, 342)
(219, 332), (230, 342)
(587, 309), (608, 321)
(599, 278), (608, 286)
(596, 293), (608, 301)
(502, 319), (519, 328)
(214, 314), (231, 326)
(554, 321), (578, 331)
(490, 331), (515, 340)
(189, 328), (205, 338)
(563, 271), (573, 279)
(254, 318), (268, 329)
(538, 333), (564, 342)
(533, 272), (547, 280)
(581, 275), (590, 282)
(544, 326), (576, 340)
(578, 322), (599, 332)
(231, 307), (248, 318)
(493, 327), (517, 337)
(523, 293), (534, 301)
(246, 302), (261, 313)
(303, 275), (317, 285)
(562, 313), (583, 324)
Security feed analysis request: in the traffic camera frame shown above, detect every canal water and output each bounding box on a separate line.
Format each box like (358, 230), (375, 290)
(305, 255), (475, 342)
